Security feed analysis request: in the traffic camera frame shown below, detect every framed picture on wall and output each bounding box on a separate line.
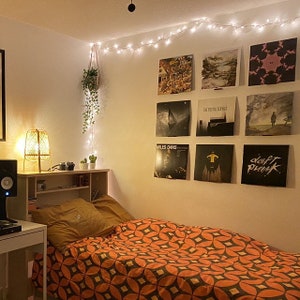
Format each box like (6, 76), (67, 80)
(246, 92), (293, 136)
(154, 144), (189, 180)
(156, 100), (191, 137)
(248, 37), (297, 86)
(0, 49), (5, 141)
(158, 54), (193, 95)
(201, 48), (241, 89)
(241, 145), (289, 187)
(196, 96), (236, 136)
(194, 144), (234, 183)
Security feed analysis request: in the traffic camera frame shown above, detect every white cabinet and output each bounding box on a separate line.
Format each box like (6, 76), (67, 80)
(0, 220), (47, 300)
(3, 170), (109, 299)
(8, 169), (109, 221)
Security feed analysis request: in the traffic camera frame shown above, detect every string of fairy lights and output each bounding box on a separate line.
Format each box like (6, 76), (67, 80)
(90, 15), (300, 55)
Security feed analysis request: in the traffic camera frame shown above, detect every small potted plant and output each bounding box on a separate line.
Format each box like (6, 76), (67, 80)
(79, 158), (88, 170)
(89, 154), (97, 169)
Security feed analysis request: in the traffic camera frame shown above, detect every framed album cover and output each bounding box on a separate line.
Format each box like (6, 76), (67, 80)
(154, 144), (189, 180)
(241, 145), (289, 187)
(246, 92), (293, 136)
(194, 144), (234, 183)
(156, 100), (191, 137)
(158, 54), (193, 95)
(248, 37), (297, 86)
(196, 96), (236, 136)
(201, 48), (241, 89)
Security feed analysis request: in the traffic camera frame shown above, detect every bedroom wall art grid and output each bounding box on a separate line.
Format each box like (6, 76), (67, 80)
(154, 37), (297, 187)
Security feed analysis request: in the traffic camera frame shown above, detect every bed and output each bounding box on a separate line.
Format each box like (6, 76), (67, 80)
(31, 196), (300, 299)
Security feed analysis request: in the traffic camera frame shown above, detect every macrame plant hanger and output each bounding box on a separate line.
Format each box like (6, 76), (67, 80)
(88, 44), (100, 89)
(82, 44), (101, 155)
(90, 44), (100, 154)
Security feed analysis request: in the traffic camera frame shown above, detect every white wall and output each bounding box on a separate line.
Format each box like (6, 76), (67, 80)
(98, 1), (300, 252)
(0, 16), (89, 168)
(0, 2), (299, 253)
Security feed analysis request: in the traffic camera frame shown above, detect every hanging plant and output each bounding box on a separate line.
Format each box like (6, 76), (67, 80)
(81, 68), (100, 133)
(81, 44), (100, 133)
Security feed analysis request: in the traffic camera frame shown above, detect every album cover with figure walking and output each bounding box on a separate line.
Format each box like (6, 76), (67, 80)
(194, 144), (234, 183)
(246, 92), (293, 136)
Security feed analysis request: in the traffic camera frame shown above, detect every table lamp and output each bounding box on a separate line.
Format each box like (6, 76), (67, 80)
(23, 129), (50, 172)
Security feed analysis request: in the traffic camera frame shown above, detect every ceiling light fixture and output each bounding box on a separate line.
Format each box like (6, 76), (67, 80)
(128, 0), (136, 12)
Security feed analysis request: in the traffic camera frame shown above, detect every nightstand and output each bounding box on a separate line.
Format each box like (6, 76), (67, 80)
(0, 220), (47, 300)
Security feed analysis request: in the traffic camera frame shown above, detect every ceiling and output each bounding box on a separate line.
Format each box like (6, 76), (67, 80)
(0, 0), (287, 43)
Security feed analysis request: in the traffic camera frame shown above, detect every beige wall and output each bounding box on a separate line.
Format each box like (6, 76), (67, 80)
(0, 1), (299, 252)
(98, 1), (300, 252)
(0, 16), (89, 168)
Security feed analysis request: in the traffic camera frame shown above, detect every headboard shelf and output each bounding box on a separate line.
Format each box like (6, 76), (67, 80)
(36, 185), (89, 195)
(7, 169), (110, 221)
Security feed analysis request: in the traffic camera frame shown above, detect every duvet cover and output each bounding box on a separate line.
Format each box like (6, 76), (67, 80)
(32, 218), (300, 299)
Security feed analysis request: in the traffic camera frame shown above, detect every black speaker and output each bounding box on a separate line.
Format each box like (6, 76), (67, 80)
(0, 160), (17, 197)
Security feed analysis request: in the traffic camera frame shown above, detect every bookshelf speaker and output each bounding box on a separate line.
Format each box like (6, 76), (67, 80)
(0, 160), (17, 197)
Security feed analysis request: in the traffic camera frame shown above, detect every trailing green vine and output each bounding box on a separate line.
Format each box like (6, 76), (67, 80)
(81, 67), (100, 133)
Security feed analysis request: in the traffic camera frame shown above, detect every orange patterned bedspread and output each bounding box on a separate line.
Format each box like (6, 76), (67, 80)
(32, 218), (300, 299)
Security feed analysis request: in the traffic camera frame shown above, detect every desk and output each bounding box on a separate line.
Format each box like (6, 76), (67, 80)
(0, 220), (47, 300)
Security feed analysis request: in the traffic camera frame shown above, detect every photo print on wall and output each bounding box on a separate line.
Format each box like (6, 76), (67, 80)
(201, 48), (241, 89)
(241, 145), (289, 187)
(156, 100), (191, 137)
(158, 54), (193, 95)
(246, 92), (293, 136)
(194, 144), (234, 183)
(196, 96), (236, 136)
(248, 37), (297, 86)
(154, 144), (189, 180)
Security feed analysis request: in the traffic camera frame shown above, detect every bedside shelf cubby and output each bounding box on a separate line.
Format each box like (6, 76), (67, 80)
(7, 169), (110, 221)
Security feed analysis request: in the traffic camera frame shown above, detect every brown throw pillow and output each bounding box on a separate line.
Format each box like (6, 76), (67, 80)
(31, 198), (113, 252)
(92, 194), (134, 226)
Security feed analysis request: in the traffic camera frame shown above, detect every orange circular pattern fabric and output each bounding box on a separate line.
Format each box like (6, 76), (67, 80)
(32, 218), (300, 299)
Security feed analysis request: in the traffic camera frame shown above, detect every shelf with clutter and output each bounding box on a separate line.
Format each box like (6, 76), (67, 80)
(8, 169), (110, 221)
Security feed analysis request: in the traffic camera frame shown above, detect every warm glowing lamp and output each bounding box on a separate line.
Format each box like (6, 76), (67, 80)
(23, 129), (50, 172)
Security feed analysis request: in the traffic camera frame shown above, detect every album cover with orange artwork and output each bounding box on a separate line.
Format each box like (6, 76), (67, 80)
(158, 55), (193, 95)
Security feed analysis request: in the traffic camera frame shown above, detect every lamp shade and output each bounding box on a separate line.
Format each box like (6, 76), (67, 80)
(24, 129), (50, 172)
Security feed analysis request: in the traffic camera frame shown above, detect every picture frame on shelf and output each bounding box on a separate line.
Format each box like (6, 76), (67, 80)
(0, 49), (5, 141)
